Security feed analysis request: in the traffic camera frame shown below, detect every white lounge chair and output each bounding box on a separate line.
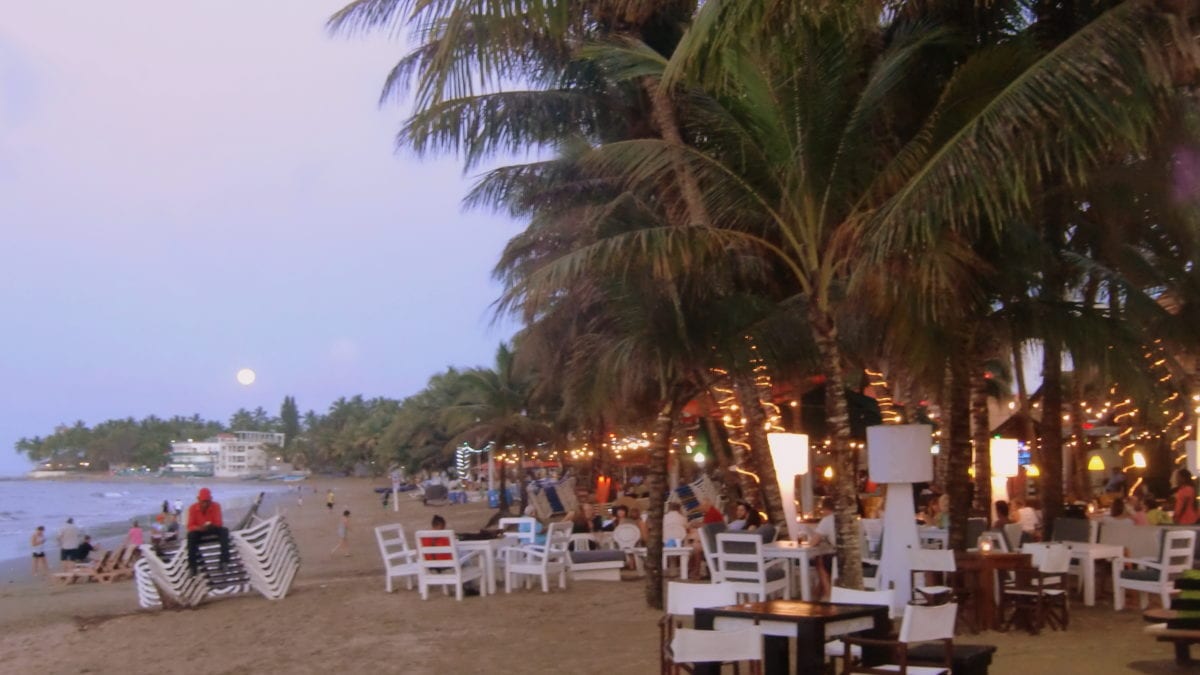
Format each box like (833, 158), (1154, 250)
(1114, 529), (1196, 611)
(414, 529), (485, 601)
(504, 521), (571, 593)
(375, 523), (419, 592)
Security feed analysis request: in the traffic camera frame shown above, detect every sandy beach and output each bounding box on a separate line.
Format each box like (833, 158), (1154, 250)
(0, 477), (1186, 674)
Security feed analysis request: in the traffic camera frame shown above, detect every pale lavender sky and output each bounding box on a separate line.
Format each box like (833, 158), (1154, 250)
(0, 2), (519, 474)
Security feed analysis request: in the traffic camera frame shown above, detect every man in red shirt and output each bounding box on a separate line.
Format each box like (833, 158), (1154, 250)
(187, 487), (231, 575)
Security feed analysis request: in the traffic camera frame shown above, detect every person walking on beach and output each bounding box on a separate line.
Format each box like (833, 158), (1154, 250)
(56, 518), (81, 570)
(31, 526), (48, 576)
(173, 499), (183, 517)
(331, 510), (351, 556)
(326, 489), (335, 512)
(186, 487), (231, 575)
(297, 486), (304, 507)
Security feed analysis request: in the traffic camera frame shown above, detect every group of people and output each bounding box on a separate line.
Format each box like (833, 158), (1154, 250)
(29, 518), (101, 576)
(1101, 466), (1198, 526)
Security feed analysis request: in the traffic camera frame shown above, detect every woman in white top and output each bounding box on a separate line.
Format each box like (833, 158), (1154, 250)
(31, 526), (47, 576)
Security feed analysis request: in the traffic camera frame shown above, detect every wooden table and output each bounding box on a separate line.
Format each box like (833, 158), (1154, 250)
(693, 600), (890, 674)
(955, 551), (1032, 630)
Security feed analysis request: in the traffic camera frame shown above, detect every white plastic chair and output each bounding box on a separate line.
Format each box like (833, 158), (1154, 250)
(841, 603), (957, 675)
(716, 532), (790, 602)
(414, 529), (485, 601)
(504, 521), (571, 593)
(374, 524), (419, 592)
(1114, 529), (1196, 611)
(612, 522), (643, 570)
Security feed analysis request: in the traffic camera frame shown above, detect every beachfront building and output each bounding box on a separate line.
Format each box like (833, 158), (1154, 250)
(167, 431), (285, 478)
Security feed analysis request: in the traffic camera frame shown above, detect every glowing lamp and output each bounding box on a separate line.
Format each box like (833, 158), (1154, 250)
(1132, 451), (1147, 469)
(822, 466), (833, 479)
(768, 432), (809, 542)
(1088, 456), (1105, 471)
(990, 438), (1020, 477)
(1025, 464), (1040, 478)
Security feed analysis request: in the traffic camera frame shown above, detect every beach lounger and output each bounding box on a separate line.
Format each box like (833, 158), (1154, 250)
(53, 550), (113, 585)
(422, 484), (450, 506)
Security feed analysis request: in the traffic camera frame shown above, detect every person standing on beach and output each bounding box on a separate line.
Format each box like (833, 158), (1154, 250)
(173, 499), (183, 517)
(186, 487), (231, 575)
(125, 520), (144, 549)
(31, 526), (48, 576)
(326, 489), (335, 511)
(56, 518), (81, 570)
(331, 510), (351, 556)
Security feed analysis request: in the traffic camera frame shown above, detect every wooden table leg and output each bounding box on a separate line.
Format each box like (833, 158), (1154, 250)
(1176, 640), (1193, 666)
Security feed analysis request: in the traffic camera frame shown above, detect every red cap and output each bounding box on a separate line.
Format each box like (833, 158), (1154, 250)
(198, 487), (212, 501)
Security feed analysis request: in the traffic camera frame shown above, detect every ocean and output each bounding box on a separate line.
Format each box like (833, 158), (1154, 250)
(0, 478), (290, 561)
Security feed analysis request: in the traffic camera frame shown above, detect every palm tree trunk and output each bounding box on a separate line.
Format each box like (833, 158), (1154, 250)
(809, 309), (863, 588)
(970, 359), (992, 518)
(518, 446), (529, 515)
(947, 345), (973, 551)
(1012, 342), (1039, 466)
(645, 388), (687, 610)
(703, 416), (744, 503)
(1042, 341), (1065, 536)
(733, 371), (785, 528)
(495, 434), (511, 515)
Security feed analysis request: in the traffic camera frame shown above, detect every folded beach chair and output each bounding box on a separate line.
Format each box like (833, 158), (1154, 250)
(54, 550), (114, 585)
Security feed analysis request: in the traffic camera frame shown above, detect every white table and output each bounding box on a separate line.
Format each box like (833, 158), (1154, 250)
(632, 546), (690, 578)
(1024, 541), (1123, 606)
(918, 526), (948, 549)
(457, 538), (506, 595)
(762, 541), (834, 601)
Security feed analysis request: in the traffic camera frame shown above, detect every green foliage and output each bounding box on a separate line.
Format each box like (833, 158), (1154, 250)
(16, 415), (226, 470)
(280, 396), (301, 450)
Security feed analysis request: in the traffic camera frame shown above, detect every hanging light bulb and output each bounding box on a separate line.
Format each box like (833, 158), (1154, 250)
(1025, 464), (1041, 478)
(1132, 451), (1147, 469)
(822, 466), (833, 479)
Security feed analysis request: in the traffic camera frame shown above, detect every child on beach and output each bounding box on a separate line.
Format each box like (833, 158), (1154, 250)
(326, 490), (335, 511)
(31, 526), (47, 577)
(126, 521), (144, 548)
(331, 510), (351, 556)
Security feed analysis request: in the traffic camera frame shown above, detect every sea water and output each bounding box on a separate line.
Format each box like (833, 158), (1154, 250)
(0, 478), (289, 561)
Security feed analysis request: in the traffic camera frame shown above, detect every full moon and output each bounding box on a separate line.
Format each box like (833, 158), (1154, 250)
(236, 368), (257, 386)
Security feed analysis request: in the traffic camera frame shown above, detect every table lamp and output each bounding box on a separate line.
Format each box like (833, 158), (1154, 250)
(868, 424), (932, 613)
(990, 438), (1019, 522)
(768, 432), (809, 542)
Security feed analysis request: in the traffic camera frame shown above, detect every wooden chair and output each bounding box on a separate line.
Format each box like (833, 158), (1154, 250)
(54, 550), (113, 585)
(1002, 544), (1071, 633)
(1114, 530), (1196, 611)
(841, 603), (957, 675)
(907, 547), (975, 634)
(824, 587), (897, 669)
(414, 529), (485, 601)
(374, 524), (419, 592)
(661, 581), (741, 675)
(504, 521), (571, 593)
(716, 533), (789, 602)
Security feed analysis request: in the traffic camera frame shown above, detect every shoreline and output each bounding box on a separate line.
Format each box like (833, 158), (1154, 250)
(0, 485), (294, 586)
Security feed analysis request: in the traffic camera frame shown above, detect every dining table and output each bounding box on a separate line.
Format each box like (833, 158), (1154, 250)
(762, 540), (834, 601)
(693, 600), (890, 675)
(954, 550), (1033, 630)
(456, 537), (506, 594)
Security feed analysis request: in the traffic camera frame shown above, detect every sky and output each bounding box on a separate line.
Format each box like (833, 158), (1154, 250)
(0, 2), (521, 475)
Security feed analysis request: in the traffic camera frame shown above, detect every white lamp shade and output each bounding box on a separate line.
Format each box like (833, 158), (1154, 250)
(867, 425), (933, 483)
(990, 438), (1020, 477)
(1188, 440), (1199, 476)
(768, 433), (810, 477)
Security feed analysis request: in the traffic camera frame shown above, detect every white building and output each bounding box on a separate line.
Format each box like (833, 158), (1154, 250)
(168, 431), (285, 478)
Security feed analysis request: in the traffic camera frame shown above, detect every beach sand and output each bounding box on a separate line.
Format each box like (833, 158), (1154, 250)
(0, 477), (1185, 674)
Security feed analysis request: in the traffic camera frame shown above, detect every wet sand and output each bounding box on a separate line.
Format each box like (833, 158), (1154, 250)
(0, 477), (1184, 674)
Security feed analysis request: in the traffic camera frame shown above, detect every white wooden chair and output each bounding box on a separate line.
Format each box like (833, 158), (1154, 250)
(669, 628), (762, 675)
(1114, 529), (1196, 611)
(907, 547), (956, 604)
(498, 517), (539, 547)
(824, 587), (898, 667)
(841, 603), (957, 675)
(414, 529), (485, 601)
(716, 532), (790, 602)
(699, 523), (727, 581)
(504, 521), (571, 593)
(661, 580), (742, 673)
(374, 523), (419, 592)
